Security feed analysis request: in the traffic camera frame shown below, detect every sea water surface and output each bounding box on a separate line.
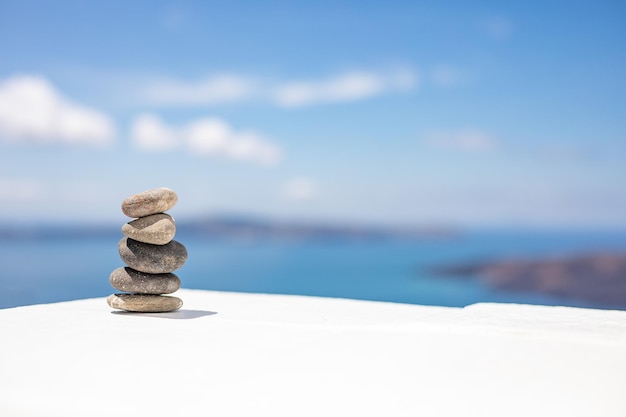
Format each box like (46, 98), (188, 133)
(1, 230), (626, 310)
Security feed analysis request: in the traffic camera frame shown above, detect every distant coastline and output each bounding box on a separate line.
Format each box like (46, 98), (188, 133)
(0, 215), (459, 242)
(176, 216), (458, 241)
(431, 253), (626, 309)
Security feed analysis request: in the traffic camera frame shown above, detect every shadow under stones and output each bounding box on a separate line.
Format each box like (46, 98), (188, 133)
(111, 309), (218, 320)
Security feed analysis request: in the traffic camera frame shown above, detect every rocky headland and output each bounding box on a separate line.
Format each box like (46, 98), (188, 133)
(431, 253), (626, 309)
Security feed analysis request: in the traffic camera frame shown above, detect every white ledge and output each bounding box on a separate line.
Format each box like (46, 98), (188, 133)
(1, 289), (625, 417)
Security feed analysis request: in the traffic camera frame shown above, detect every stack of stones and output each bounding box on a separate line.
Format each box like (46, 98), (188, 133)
(107, 187), (188, 313)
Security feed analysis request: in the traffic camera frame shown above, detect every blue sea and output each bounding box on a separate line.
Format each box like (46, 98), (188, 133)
(2, 230), (626, 310)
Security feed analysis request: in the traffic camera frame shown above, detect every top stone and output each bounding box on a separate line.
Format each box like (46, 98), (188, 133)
(121, 188), (178, 218)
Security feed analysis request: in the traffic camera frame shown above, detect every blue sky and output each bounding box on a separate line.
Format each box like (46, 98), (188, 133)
(0, 0), (624, 227)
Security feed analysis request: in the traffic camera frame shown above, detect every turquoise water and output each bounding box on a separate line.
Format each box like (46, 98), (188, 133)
(1, 230), (626, 310)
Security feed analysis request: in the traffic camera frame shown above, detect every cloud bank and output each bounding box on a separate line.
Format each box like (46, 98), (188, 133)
(273, 69), (417, 108)
(0, 75), (115, 146)
(142, 75), (255, 106)
(131, 114), (282, 165)
(140, 68), (418, 108)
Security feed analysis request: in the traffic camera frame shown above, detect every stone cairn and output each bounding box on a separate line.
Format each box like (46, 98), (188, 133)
(107, 187), (188, 313)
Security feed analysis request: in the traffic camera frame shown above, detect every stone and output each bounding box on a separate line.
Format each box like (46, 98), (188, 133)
(121, 187), (178, 218)
(121, 213), (176, 245)
(118, 237), (188, 274)
(107, 293), (183, 312)
(109, 267), (181, 294)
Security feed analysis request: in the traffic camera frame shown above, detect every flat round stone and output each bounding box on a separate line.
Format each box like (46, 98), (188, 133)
(121, 213), (176, 245)
(121, 188), (178, 218)
(109, 267), (181, 294)
(107, 294), (183, 313)
(118, 237), (187, 274)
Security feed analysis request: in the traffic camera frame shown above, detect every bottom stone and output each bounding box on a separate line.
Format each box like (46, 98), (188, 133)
(107, 294), (183, 313)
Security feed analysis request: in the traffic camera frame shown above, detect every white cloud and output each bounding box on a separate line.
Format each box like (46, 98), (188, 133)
(274, 69), (417, 108)
(130, 114), (179, 151)
(185, 118), (231, 155)
(130, 114), (282, 165)
(140, 68), (418, 108)
(143, 75), (255, 106)
(0, 178), (45, 203)
(424, 128), (497, 151)
(282, 178), (318, 201)
(0, 75), (116, 146)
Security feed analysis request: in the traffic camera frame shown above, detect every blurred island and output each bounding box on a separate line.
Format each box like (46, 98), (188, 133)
(0, 215), (458, 241)
(176, 216), (457, 241)
(431, 253), (626, 309)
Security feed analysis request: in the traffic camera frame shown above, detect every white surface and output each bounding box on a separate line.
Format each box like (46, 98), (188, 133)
(1, 289), (625, 417)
